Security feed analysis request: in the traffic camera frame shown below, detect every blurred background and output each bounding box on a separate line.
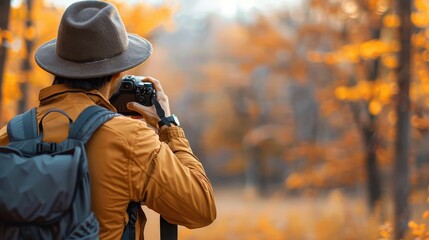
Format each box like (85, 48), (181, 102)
(1, 0), (429, 239)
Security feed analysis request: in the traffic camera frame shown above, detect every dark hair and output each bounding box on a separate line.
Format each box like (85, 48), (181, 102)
(53, 75), (113, 90)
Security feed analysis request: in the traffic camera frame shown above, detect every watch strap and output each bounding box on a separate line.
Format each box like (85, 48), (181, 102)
(159, 115), (180, 128)
(158, 116), (172, 128)
(153, 95), (166, 119)
(152, 95), (179, 128)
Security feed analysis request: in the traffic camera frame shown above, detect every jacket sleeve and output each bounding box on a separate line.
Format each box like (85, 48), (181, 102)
(129, 125), (216, 229)
(0, 126), (9, 146)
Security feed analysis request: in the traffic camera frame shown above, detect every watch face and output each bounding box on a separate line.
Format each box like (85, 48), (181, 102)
(171, 114), (180, 126)
(158, 115), (180, 128)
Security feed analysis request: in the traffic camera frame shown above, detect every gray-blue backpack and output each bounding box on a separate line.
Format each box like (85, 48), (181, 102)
(0, 105), (117, 239)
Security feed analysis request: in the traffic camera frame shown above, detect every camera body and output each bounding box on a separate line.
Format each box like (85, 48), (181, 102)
(109, 75), (156, 115)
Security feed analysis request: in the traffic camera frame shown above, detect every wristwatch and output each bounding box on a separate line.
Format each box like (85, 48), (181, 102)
(158, 114), (180, 128)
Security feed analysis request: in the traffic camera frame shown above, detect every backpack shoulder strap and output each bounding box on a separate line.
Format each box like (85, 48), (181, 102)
(160, 216), (178, 240)
(122, 202), (140, 240)
(69, 105), (118, 143)
(7, 108), (38, 142)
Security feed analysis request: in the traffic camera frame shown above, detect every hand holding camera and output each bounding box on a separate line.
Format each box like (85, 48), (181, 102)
(110, 75), (174, 128)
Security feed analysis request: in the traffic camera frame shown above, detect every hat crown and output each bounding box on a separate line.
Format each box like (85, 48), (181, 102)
(56, 1), (128, 63)
(34, 0), (152, 79)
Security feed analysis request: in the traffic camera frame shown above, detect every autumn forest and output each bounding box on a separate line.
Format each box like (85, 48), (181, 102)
(1, 0), (429, 239)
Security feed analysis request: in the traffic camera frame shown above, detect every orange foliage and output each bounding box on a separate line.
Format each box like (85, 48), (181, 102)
(407, 187), (429, 239)
(110, 0), (177, 36)
(302, 0), (429, 197)
(383, 14), (400, 28)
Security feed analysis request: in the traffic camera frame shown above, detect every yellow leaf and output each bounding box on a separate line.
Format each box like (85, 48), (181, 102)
(335, 86), (349, 100)
(415, 0), (429, 11)
(369, 100), (383, 115)
(382, 55), (398, 68)
(360, 40), (390, 59)
(423, 210), (429, 219)
(409, 221), (419, 229)
(377, 82), (396, 102)
(412, 12), (429, 28)
(339, 44), (360, 63)
(356, 82), (372, 100)
(383, 14), (400, 28)
(24, 26), (36, 40)
(413, 33), (427, 47)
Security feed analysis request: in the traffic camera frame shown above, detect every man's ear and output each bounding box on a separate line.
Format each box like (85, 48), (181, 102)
(111, 73), (123, 83)
(109, 73), (124, 97)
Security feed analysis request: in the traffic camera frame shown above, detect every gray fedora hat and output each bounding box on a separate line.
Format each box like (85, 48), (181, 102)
(35, 0), (152, 79)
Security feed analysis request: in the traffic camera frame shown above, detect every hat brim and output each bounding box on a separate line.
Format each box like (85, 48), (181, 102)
(35, 34), (152, 79)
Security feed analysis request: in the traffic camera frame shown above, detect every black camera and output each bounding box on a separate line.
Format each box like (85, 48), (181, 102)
(109, 75), (156, 115)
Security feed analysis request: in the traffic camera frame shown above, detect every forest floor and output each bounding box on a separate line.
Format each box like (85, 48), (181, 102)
(142, 186), (429, 240)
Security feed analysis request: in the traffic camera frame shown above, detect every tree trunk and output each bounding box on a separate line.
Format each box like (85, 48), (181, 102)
(352, 11), (384, 210)
(0, 0), (12, 121)
(363, 47), (383, 210)
(393, 0), (412, 239)
(19, 0), (34, 113)
(350, 100), (382, 210)
(363, 123), (381, 209)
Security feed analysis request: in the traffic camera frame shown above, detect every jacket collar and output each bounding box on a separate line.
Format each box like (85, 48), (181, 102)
(38, 84), (117, 112)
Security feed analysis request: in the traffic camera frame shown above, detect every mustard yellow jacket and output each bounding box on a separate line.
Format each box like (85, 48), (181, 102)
(0, 84), (216, 240)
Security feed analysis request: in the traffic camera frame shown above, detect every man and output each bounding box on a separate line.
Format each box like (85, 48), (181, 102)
(0, 1), (216, 239)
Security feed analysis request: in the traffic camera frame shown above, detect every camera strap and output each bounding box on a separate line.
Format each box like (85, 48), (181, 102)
(152, 95), (171, 127)
(151, 96), (178, 240)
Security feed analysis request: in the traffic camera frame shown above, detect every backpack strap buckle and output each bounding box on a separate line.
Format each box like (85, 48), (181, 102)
(36, 142), (57, 153)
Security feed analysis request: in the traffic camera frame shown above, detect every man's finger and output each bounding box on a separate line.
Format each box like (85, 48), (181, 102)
(142, 76), (164, 93)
